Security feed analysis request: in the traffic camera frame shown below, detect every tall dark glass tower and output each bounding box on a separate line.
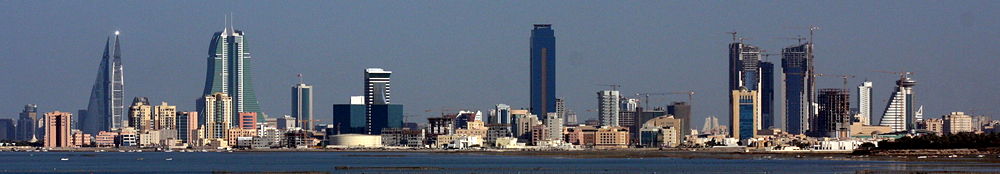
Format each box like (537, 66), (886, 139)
(199, 25), (262, 123)
(530, 24), (556, 118)
(781, 43), (814, 135)
(82, 31), (125, 135)
(760, 61), (775, 129)
(728, 41), (761, 134)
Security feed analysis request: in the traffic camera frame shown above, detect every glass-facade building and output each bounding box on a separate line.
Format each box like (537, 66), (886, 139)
(199, 26), (263, 124)
(333, 104), (366, 134)
(781, 43), (814, 135)
(83, 31), (125, 135)
(530, 24), (556, 118)
(292, 83), (313, 130)
(370, 104), (403, 135)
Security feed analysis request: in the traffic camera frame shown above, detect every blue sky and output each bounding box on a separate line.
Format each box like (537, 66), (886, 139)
(2, 1), (999, 129)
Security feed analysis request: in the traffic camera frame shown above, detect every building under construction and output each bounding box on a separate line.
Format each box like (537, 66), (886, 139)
(815, 88), (851, 138)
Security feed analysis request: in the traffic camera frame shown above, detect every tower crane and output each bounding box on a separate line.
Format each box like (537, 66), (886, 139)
(635, 93), (668, 109)
(874, 70), (913, 79)
(667, 91), (695, 103)
(596, 84), (621, 91)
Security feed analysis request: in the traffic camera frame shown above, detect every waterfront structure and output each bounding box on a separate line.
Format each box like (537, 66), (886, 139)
(292, 83), (314, 130)
(176, 111), (198, 144)
(333, 96), (366, 134)
(239, 112), (257, 130)
(199, 24), (263, 123)
(760, 61), (775, 129)
(0, 119), (13, 140)
(530, 24), (556, 117)
(153, 102), (176, 130)
(942, 112), (973, 134)
(364, 68), (392, 134)
(667, 102), (692, 137)
(127, 97), (152, 131)
(730, 88), (760, 140)
(44, 111), (72, 148)
(595, 126), (630, 149)
(565, 125), (598, 146)
(204, 92), (233, 139)
(82, 31), (126, 135)
(858, 81), (873, 125)
(70, 130), (92, 147)
(328, 134), (382, 147)
(597, 90), (621, 127)
(781, 42), (815, 135)
(15, 104), (39, 141)
(878, 76), (917, 132)
(816, 89), (851, 138)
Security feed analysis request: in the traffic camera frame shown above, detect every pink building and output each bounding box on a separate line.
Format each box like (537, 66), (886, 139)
(239, 112), (257, 130)
(95, 131), (119, 147)
(44, 111), (72, 148)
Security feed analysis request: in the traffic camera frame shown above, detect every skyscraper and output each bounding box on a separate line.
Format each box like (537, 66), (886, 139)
(494, 104), (512, 125)
(199, 24), (262, 124)
(816, 89), (850, 138)
(82, 31), (125, 135)
(781, 42), (815, 134)
(176, 111), (198, 144)
(530, 24), (556, 117)
(0, 119), (13, 140)
(598, 90), (621, 127)
(760, 61), (775, 129)
(127, 97), (152, 131)
(153, 102), (177, 130)
(879, 76), (917, 132)
(364, 68), (392, 134)
(333, 96), (366, 134)
(15, 104), (39, 141)
(728, 40), (762, 136)
(730, 88), (760, 140)
(44, 111), (72, 148)
(857, 81), (873, 125)
(204, 92), (233, 139)
(292, 83), (314, 130)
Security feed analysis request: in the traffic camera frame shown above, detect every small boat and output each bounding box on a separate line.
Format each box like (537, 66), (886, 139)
(165, 158), (173, 161)
(948, 155), (959, 158)
(977, 155), (985, 158)
(60, 158), (69, 161)
(136, 158), (144, 161)
(917, 156), (928, 159)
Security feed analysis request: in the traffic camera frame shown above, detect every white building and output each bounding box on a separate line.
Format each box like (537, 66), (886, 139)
(878, 76), (916, 132)
(943, 112), (973, 134)
(857, 81), (873, 125)
(597, 90), (621, 127)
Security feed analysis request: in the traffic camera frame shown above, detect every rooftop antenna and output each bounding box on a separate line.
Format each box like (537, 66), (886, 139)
(726, 31), (738, 42)
(809, 26), (820, 44)
(297, 73), (303, 84)
(229, 12), (234, 30)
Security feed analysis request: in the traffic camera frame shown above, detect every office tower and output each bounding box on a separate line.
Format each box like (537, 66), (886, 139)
(667, 102), (692, 137)
(858, 81), (873, 125)
(292, 83), (314, 130)
(364, 68), (392, 134)
(530, 24), (556, 117)
(878, 76), (917, 132)
(16, 104), (39, 141)
(816, 89), (851, 138)
(0, 119), (13, 140)
(127, 97), (152, 131)
(760, 61), (775, 129)
(494, 104), (512, 124)
(729, 39), (762, 137)
(199, 24), (262, 124)
(942, 112), (973, 134)
(730, 88), (760, 140)
(781, 42), (815, 134)
(370, 104), (403, 135)
(598, 90), (621, 127)
(333, 96), (366, 134)
(204, 92), (233, 139)
(555, 98), (566, 121)
(153, 102), (176, 130)
(239, 112), (257, 129)
(621, 98), (640, 112)
(83, 31), (125, 135)
(44, 111), (72, 148)
(176, 111), (198, 144)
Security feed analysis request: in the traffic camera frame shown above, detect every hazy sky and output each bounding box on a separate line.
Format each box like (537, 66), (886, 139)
(2, 1), (999, 129)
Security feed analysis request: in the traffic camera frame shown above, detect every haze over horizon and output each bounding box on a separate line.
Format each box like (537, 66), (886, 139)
(2, 1), (999, 129)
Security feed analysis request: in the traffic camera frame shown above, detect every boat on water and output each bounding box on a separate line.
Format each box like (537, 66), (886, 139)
(60, 158), (69, 161)
(166, 158), (173, 161)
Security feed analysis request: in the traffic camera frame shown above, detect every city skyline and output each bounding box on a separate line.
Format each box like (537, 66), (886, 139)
(3, 2), (1000, 129)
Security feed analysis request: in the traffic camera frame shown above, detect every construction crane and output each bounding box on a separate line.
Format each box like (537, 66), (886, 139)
(667, 91), (695, 103)
(635, 93), (668, 109)
(874, 70), (913, 78)
(777, 35), (807, 44)
(596, 84), (621, 91)
(813, 73), (855, 90)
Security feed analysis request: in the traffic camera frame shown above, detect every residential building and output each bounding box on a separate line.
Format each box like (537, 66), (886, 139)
(595, 126), (629, 149)
(565, 125), (598, 146)
(153, 102), (176, 130)
(511, 110), (540, 143)
(380, 128), (425, 147)
(815, 89), (851, 138)
(44, 111), (72, 148)
(781, 42), (815, 135)
(639, 116), (682, 147)
(95, 131), (118, 147)
(226, 128), (258, 145)
(730, 89), (760, 140)
(924, 118), (944, 134)
(858, 81), (873, 125)
(530, 24), (556, 117)
(943, 112), (973, 134)
(292, 83), (314, 130)
(82, 31), (125, 135)
(127, 97), (152, 131)
(543, 112), (564, 142)
(70, 130), (92, 147)
(204, 92), (233, 139)
(176, 111), (198, 144)
(878, 76), (917, 132)
(239, 112), (257, 130)
(198, 24), (263, 124)
(277, 115), (297, 130)
(598, 90), (621, 127)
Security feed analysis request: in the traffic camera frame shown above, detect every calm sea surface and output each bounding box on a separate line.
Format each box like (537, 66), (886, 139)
(0, 151), (998, 173)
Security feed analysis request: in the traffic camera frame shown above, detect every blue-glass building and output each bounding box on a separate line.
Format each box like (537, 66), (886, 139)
(530, 24), (556, 118)
(370, 104), (403, 135)
(782, 43), (814, 134)
(333, 104), (366, 134)
(760, 61), (775, 129)
(83, 31), (125, 135)
(730, 89), (759, 140)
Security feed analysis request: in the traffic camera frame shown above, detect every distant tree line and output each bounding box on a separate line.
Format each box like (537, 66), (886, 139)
(875, 132), (1000, 150)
